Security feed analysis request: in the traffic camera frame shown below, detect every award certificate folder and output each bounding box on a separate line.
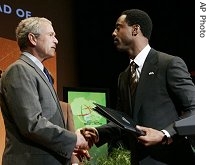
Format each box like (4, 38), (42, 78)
(93, 103), (145, 136)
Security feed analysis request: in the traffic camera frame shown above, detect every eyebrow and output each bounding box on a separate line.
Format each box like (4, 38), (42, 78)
(115, 23), (123, 27)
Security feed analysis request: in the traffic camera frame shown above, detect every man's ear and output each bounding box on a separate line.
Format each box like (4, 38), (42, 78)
(28, 33), (37, 46)
(132, 24), (140, 36)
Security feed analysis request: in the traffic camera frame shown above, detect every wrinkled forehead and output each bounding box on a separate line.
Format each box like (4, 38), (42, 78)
(39, 21), (54, 33)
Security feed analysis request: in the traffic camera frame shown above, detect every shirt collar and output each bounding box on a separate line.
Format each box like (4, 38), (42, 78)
(22, 52), (44, 72)
(130, 44), (151, 72)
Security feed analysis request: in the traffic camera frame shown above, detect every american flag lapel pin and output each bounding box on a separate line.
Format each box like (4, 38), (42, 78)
(149, 72), (154, 75)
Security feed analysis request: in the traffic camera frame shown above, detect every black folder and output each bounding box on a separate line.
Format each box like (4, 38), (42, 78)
(93, 103), (145, 136)
(174, 114), (195, 135)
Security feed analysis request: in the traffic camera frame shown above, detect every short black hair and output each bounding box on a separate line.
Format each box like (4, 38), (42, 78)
(122, 9), (152, 40)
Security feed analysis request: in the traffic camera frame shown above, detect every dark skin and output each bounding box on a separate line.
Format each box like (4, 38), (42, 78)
(113, 14), (173, 145)
(80, 14), (170, 147)
(112, 15), (147, 60)
(71, 128), (98, 162)
(80, 128), (99, 148)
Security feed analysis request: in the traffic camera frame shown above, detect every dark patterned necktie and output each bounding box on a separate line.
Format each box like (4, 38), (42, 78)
(130, 61), (139, 96)
(43, 67), (53, 85)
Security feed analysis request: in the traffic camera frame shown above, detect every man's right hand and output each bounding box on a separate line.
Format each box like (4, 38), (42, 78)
(79, 127), (99, 148)
(75, 129), (89, 149)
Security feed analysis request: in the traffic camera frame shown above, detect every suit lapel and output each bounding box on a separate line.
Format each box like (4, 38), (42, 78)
(19, 55), (65, 125)
(133, 49), (159, 120)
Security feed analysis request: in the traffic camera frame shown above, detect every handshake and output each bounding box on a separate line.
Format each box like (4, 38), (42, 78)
(73, 127), (99, 162)
(73, 125), (172, 163)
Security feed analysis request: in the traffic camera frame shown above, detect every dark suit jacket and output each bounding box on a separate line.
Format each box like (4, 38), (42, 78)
(0, 55), (77, 165)
(96, 49), (195, 165)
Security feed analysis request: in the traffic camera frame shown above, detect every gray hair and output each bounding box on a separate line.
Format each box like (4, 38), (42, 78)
(15, 17), (52, 50)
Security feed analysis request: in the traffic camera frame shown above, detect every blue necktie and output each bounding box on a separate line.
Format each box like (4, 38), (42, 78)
(43, 67), (53, 85)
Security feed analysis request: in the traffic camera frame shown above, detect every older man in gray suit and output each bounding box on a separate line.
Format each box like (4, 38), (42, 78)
(0, 17), (89, 165)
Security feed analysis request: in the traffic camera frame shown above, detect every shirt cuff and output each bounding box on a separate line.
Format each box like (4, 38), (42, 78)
(161, 129), (171, 138)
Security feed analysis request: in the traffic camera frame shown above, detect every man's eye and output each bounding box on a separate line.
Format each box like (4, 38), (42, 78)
(116, 27), (120, 32)
(116, 25), (120, 31)
(48, 33), (55, 37)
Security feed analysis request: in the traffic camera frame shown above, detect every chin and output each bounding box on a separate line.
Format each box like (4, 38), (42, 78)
(45, 54), (54, 60)
(116, 46), (126, 52)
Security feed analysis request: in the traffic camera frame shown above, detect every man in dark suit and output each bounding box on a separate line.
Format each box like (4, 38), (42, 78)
(81, 9), (195, 165)
(0, 17), (89, 165)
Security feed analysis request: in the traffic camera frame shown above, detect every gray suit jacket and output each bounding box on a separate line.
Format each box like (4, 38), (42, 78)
(96, 49), (195, 165)
(0, 55), (76, 165)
